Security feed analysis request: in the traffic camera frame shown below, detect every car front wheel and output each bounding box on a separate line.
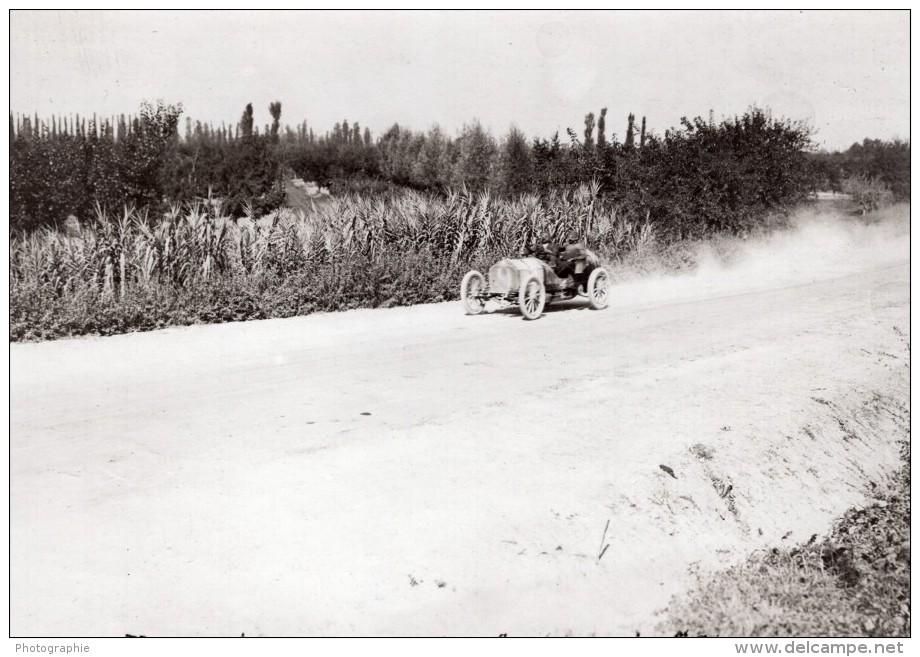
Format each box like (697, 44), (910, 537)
(519, 276), (546, 320)
(587, 267), (610, 310)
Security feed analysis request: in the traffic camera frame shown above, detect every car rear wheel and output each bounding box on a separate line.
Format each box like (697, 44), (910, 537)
(519, 276), (546, 320)
(461, 270), (486, 315)
(587, 267), (610, 310)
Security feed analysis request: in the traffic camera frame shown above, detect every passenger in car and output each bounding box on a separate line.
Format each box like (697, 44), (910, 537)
(524, 233), (561, 266)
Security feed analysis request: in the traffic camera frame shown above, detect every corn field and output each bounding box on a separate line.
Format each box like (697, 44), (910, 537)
(11, 183), (656, 299)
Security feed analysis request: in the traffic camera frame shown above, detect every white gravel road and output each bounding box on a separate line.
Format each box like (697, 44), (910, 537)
(10, 212), (910, 637)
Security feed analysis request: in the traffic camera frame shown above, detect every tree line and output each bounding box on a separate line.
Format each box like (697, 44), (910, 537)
(810, 138), (910, 201)
(9, 100), (908, 236)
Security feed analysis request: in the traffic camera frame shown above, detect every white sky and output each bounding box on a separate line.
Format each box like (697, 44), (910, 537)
(9, 9), (910, 150)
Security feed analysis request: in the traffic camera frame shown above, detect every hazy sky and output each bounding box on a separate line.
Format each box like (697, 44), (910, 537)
(10, 9), (909, 150)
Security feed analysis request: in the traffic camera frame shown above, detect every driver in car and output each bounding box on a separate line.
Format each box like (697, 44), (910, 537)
(554, 230), (586, 278)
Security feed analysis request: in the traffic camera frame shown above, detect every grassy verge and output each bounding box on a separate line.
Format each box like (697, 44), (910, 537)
(9, 235), (701, 342)
(10, 249), (470, 341)
(7, 208), (760, 343)
(659, 443), (910, 637)
(9, 201), (905, 342)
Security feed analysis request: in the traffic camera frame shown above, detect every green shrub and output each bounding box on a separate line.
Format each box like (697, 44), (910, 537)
(842, 174), (894, 215)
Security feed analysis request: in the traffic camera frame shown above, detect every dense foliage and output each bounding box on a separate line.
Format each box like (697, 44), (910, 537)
(12, 103), (827, 240)
(10, 101), (184, 232)
(812, 138), (910, 201)
(9, 186), (660, 340)
(370, 109), (820, 239)
(560, 111), (816, 238)
(10, 101), (292, 232)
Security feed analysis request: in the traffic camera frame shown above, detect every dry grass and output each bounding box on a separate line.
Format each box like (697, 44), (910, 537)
(15, 190), (887, 341)
(11, 183), (657, 292)
(659, 443), (910, 637)
(11, 184), (671, 340)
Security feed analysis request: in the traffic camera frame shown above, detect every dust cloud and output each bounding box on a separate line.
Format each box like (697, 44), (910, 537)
(611, 203), (909, 309)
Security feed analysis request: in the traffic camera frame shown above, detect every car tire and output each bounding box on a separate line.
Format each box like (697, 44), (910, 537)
(461, 270), (486, 315)
(587, 267), (610, 310)
(519, 276), (546, 320)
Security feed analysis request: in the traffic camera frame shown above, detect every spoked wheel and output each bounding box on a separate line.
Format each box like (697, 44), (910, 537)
(460, 270), (487, 315)
(587, 267), (610, 310)
(518, 276), (546, 320)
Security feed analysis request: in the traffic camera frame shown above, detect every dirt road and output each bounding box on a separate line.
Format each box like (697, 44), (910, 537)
(10, 217), (910, 637)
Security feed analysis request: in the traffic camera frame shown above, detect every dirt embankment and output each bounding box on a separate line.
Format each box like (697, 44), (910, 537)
(10, 207), (910, 636)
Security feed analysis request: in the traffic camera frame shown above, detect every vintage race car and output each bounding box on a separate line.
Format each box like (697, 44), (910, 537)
(460, 250), (610, 320)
